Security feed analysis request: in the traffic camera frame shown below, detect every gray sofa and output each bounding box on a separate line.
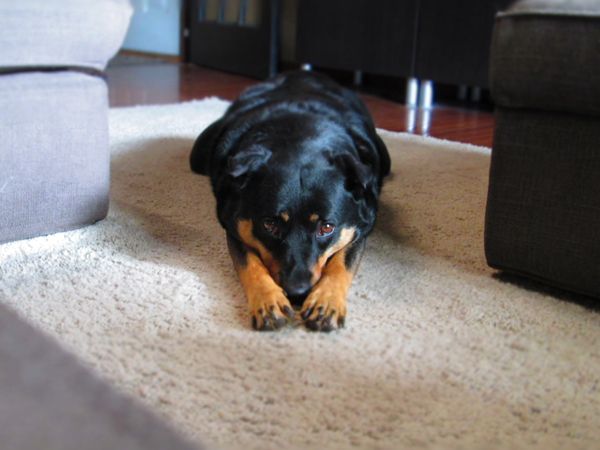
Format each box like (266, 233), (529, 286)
(0, 1), (203, 448)
(0, 0), (131, 244)
(0, 302), (201, 450)
(485, 0), (600, 298)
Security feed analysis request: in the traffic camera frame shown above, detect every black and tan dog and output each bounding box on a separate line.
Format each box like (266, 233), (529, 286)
(190, 71), (390, 331)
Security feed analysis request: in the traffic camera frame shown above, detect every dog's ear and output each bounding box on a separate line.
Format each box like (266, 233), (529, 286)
(329, 153), (373, 193)
(348, 128), (391, 182)
(190, 119), (224, 176)
(329, 152), (378, 225)
(227, 145), (272, 178)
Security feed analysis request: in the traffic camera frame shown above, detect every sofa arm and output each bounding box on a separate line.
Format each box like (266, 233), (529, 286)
(0, 0), (133, 71)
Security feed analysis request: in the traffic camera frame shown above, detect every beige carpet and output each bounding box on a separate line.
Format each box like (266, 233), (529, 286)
(1, 100), (599, 450)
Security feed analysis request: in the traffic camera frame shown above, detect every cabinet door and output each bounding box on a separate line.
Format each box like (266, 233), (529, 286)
(187, 0), (279, 79)
(415, 0), (514, 87)
(296, 0), (420, 77)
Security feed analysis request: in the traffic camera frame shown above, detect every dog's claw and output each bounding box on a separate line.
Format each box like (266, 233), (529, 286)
(262, 315), (273, 330)
(305, 312), (337, 332)
(305, 319), (320, 331)
(283, 305), (295, 319)
(314, 306), (325, 321)
(321, 314), (334, 332)
(273, 316), (288, 329)
(301, 306), (314, 321)
(269, 305), (288, 328)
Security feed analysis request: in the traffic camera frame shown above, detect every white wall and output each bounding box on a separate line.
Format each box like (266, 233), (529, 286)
(122, 0), (181, 56)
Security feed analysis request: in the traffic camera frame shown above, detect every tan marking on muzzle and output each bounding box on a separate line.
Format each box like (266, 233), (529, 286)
(237, 219), (281, 283)
(311, 227), (356, 284)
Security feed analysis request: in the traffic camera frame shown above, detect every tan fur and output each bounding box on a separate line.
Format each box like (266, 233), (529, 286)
(302, 247), (353, 327)
(311, 227), (355, 284)
(235, 251), (292, 328)
(237, 220), (355, 330)
(237, 219), (280, 283)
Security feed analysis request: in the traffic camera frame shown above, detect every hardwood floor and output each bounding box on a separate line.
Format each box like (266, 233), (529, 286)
(106, 61), (495, 147)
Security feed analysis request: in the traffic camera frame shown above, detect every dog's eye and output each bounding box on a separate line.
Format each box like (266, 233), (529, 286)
(317, 223), (335, 237)
(263, 218), (281, 237)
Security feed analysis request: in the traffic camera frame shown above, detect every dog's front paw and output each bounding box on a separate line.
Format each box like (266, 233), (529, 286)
(249, 290), (295, 331)
(300, 283), (347, 332)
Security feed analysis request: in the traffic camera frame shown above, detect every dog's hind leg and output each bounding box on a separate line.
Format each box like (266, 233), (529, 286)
(227, 234), (295, 331)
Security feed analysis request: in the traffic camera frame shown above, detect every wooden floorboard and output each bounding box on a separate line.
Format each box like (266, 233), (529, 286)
(106, 61), (495, 148)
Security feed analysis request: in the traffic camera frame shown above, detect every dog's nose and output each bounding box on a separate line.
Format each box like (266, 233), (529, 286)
(285, 281), (312, 298)
(284, 280), (312, 302)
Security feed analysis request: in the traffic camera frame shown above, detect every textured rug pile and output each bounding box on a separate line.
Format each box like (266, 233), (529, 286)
(1, 100), (598, 450)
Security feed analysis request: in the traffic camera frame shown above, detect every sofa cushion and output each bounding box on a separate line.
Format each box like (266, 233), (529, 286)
(490, 0), (600, 116)
(0, 72), (110, 244)
(0, 0), (132, 71)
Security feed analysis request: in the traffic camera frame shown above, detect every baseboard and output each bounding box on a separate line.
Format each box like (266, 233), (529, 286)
(118, 49), (182, 64)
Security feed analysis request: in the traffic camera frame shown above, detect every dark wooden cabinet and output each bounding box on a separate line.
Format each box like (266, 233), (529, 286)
(296, 0), (419, 78)
(295, 0), (513, 89)
(186, 0), (280, 79)
(415, 0), (514, 88)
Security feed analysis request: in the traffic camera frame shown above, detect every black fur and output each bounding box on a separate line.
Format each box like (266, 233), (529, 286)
(190, 71), (390, 302)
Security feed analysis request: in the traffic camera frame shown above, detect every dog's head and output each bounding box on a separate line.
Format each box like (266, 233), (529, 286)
(217, 115), (384, 304)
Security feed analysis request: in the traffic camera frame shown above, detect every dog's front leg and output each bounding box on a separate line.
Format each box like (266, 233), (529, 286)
(227, 234), (295, 331)
(300, 238), (366, 332)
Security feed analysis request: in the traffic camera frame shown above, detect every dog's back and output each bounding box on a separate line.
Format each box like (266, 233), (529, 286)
(190, 71), (390, 183)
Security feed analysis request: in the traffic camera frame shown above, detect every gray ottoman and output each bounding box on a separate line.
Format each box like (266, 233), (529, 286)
(0, 0), (132, 243)
(485, 0), (600, 298)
